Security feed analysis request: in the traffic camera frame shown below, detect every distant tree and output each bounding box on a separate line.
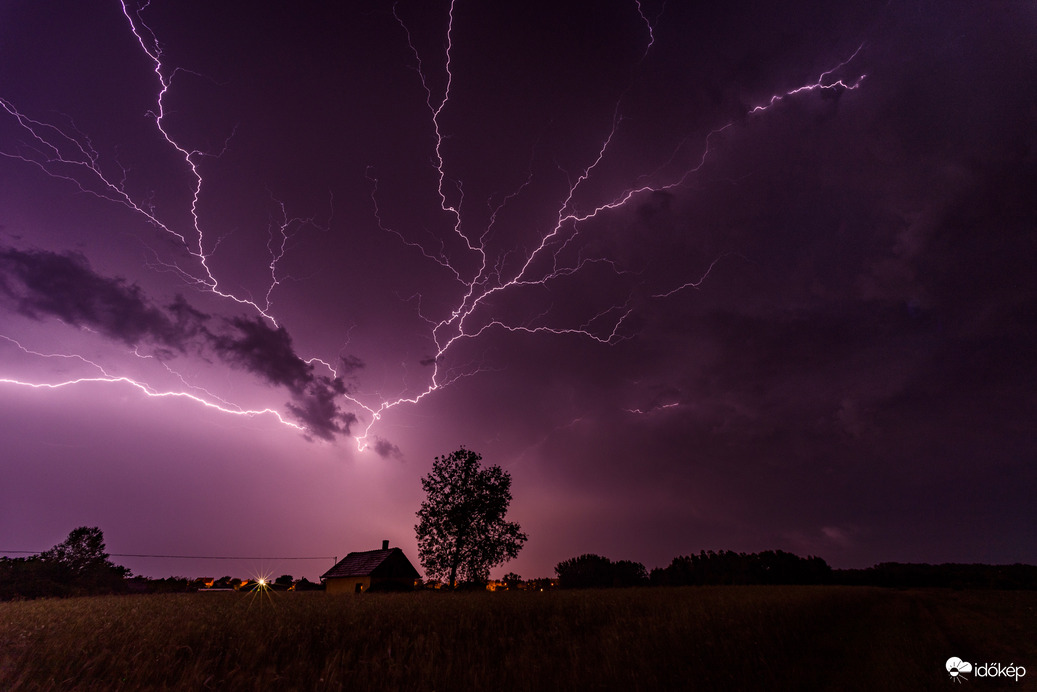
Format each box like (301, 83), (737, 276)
(415, 446), (527, 589)
(503, 572), (522, 590)
(829, 562), (1037, 589)
(650, 549), (831, 586)
(0, 555), (61, 600)
(0, 527), (129, 599)
(43, 527), (118, 577)
(529, 577), (556, 591)
(42, 526), (129, 593)
(275, 574), (294, 588)
(555, 554), (648, 588)
(555, 554), (614, 588)
(611, 560), (650, 587)
(294, 577), (324, 591)
(145, 577), (192, 593)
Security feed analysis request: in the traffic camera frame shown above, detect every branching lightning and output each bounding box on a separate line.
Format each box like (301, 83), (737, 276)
(0, 0), (866, 452)
(0, 336), (303, 430)
(0, 1), (329, 324)
(349, 2), (864, 450)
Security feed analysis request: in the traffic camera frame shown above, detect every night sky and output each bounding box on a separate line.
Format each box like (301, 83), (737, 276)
(1, 1), (1035, 582)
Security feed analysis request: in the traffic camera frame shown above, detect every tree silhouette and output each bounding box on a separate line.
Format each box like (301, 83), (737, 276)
(0, 527), (130, 599)
(648, 550), (831, 586)
(555, 554), (648, 588)
(42, 526), (130, 590)
(415, 446), (527, 588)
(43, 527), (113, 576)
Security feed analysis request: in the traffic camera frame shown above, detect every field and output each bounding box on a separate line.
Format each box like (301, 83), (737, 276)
(1, 586), (1034, 690)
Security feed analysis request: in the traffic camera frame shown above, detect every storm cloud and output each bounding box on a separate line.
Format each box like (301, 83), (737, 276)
(0, 247), (198, 350)
(0, 246), (360, 440)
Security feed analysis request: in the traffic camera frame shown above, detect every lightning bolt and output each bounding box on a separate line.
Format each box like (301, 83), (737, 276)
(0, 1), (333, 324)
(349, 2), (865, 450)
(0, 1), (333, 432)
(0, 335), (303, 431)
(0, 1), (866, 452)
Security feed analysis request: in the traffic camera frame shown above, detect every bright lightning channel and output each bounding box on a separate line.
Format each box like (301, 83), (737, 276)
(1, 335), (303, 431)
(350, 3), (864, 450)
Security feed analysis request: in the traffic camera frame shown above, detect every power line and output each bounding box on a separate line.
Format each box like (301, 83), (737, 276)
(1, 550), (334, 561)
(113, 554), (336, 560)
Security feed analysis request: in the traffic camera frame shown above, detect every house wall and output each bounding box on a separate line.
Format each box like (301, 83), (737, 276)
(368, 576), (417, 591)
(325, 576), (371, 594)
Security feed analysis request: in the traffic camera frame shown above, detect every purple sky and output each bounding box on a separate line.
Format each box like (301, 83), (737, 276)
(1, 1), (1035, 582)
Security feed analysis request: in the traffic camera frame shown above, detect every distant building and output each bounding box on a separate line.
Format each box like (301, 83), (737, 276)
(320, 540), (420, 594)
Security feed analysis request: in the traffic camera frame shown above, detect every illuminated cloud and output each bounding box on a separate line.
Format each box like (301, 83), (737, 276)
(211, 317), (313, 394)
(285, 376), (356, 442)
(0, 245), (357, 440)
(0, 246), (197, 351)
(371, 437), (404, 460)
(211, 317), (358, 440)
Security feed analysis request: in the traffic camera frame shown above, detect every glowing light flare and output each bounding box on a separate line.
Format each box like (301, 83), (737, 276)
(244, 569), (279, 609)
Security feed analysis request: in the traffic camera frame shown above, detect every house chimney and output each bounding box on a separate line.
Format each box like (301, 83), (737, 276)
(382, 539), (389, 550)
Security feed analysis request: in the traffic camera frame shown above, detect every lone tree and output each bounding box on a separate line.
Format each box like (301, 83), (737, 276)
(43, 527), (114, 576)
(37, 526), (129, 596)
(415, 446), (527, 589)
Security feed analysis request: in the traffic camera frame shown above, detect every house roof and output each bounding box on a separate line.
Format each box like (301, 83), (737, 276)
(320, 547), (419, 580)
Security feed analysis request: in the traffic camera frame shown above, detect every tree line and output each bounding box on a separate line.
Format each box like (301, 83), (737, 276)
(554, 550), (830, 588)
(4, 528), (1036, 601)
(418, 447), (1036, 592)
(553, 550), (1037, 590)
(0, 527), (129, 600)
(0, 527), (332, 601)
(3, 444), (1033, 600)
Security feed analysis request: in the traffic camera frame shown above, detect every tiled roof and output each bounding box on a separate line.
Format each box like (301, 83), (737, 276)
(320, 548), (418, 580)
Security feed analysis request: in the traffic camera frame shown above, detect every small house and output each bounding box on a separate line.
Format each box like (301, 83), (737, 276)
(321, 540), (420, 594)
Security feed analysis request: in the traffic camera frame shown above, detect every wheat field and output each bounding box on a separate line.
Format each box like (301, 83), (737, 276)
(1, 586), (1033, 690)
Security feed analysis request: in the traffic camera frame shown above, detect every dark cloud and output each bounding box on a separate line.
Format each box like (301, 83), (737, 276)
(0, 246), (359, 440)
(371, 437), (403, 460)
(285, 375), (357, 442)
(0, 246), (196, 350)
(211, 316), (313, 393)
(208, 317), (359, 438)
(339, 354), (365, 375)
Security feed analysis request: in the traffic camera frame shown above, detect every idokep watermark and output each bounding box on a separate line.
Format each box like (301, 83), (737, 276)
(946, 657), (1027, 683)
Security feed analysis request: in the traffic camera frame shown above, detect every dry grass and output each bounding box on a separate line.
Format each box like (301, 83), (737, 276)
(0, 586), (1033, 690)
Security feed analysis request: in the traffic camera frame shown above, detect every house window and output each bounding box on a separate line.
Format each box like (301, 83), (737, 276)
(355, 583), (363, 593)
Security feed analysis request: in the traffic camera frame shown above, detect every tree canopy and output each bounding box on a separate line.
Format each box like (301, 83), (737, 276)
(42, 527), (115, 576)
(555, 554), (649, 588)
(649, 550), (831, 586)
(415, 446), (527, 588)
(0, 526), (129, 600)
